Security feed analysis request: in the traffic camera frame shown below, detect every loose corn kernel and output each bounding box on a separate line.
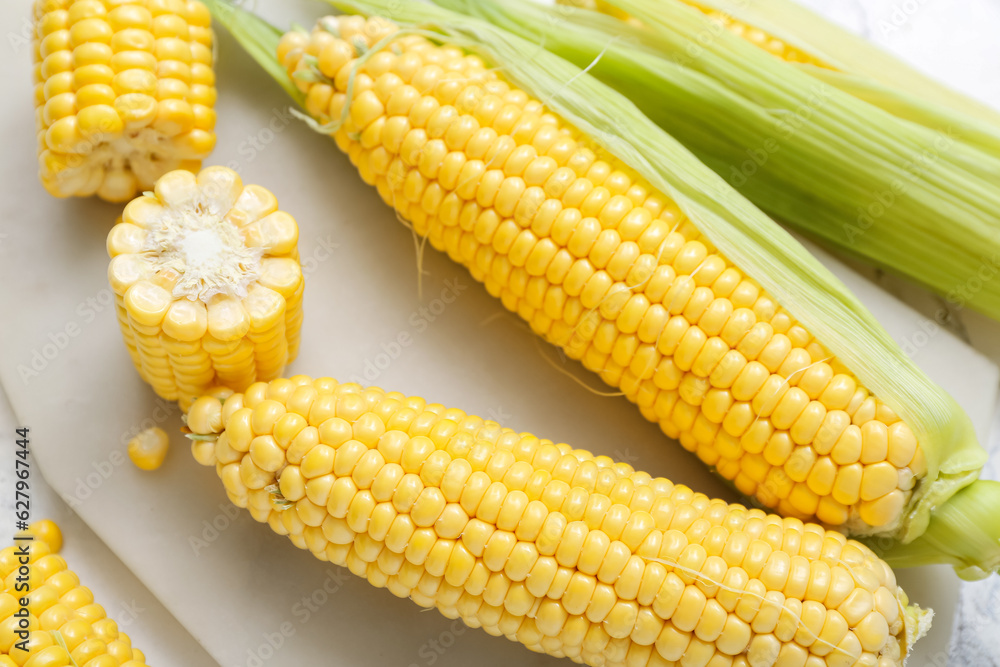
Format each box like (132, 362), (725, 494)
(279, 16), (925, 535)
(127, 426), (169, 470)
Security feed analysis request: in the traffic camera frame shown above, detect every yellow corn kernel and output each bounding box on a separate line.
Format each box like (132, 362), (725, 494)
(0, 522), (150, 666)
(33, 0), (217, 202)
(571, 1), (830, 69)
(107, 167), (303, 409)
(278, 17), (926, 535)
(17, 521), (63, 554)
(127, 426), (169, 471)
(183, 375), (926, 667)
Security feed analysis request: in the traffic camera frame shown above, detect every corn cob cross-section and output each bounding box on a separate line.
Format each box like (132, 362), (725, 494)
(0, 521), (149, 666)
(275, 17), (926, 536)
(33, 0), (218, 202)
(186, 377), (929, 667)
(108, 166), (304, 409)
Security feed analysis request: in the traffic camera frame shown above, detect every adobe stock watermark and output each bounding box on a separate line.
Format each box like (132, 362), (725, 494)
(877, 0), (930, 39)
(61, 398), (178, 508)
(17, 289), (116, 385)
(893, 252), (1000, 361)
(676, 0), (754, 67)
(613, 447), (641, 467)
(727, 85), (834, 189)
(223, 107), (299, 174)
(6, 15), (33, 55)
(349, 278), (468, 385)
(114, 598), (146, 630)
(189, 502), (245, 556)
(406, 620), (469, 667)
(843, 127), (957, 244)
(238, 568), (349, 667)
(300, 235), (340, 278)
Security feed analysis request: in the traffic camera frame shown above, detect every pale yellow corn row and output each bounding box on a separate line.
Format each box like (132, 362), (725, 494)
(561, 0), (828, 67)
(33, 0), (218, 202)
(107, 166), (304, 409)
(276, 18), (924, 534)
(186, 377), (927, 667)
(0, 521), (149, 666)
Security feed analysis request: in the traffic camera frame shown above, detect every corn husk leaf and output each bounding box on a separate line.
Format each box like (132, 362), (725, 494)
(804, 65), (1000, 171)
(205, 0), (306, 107)
(433, 0), (1000, 325)
(688, 0), (1000, 127)
(202, 0), (999, 577)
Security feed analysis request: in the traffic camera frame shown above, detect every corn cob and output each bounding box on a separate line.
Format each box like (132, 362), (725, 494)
(186, 377), (929, 667)
(32, 0), (218, 202)
(107, 165), (304, 409)
(271, 16), (928, 536)
(0, 521), (149, 666)
(434, 0), (1000, 327)
(564, 0), (827, 67)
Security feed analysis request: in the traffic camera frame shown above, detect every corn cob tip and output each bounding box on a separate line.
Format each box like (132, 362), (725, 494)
(113, 168), (268, 302)
(901, 599), (933, 660)
(877, 479), (1000, 580)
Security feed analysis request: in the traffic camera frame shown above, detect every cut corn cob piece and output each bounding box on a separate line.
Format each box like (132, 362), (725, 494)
(32, 0), (218, 202)
(1, 520), (149, 666)
(107, 165), (304, 409)
(187, 377), (930, 667)
(273, 16), (929, 535)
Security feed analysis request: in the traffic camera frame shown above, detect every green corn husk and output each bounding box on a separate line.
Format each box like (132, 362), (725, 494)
(200, 0), (1000, 578)
(684, 0), (1000, 126)
(430, 0), (1000, 323)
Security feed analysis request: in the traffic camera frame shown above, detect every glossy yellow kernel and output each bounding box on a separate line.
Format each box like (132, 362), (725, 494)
(127, 426), (169, 471)
(830, 425), (863, 466)
(832, 463), (863, 506)
(860, 462), (898, 502)
(22, 520), (63, 553)
(887, 422), (918, 467)
(859, 421), (889, 464)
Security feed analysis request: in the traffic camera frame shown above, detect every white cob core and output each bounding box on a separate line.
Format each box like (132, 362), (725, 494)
(142, 205), (262, 302)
